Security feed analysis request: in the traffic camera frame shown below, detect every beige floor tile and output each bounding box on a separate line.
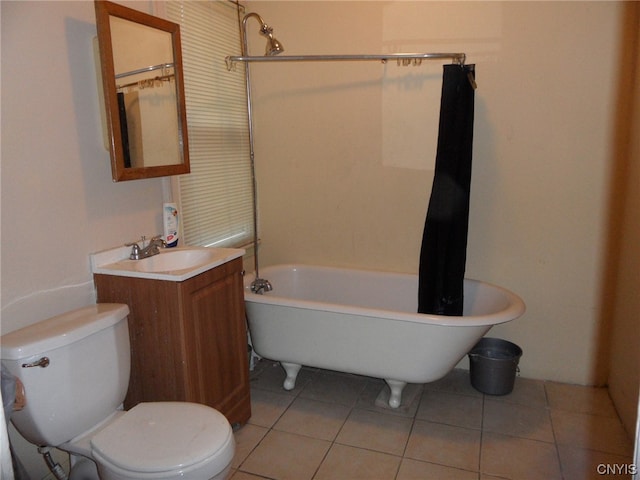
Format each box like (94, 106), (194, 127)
(240, 430), (331, 480)
(314, 443), (401, 480)
(405, 420), (481, 471)
(247, 387), (295, 428)
(481, 432), (562, 480)
(273, 397), (351, 441)
(557, 444), (635, 480)
(232, 423), (269, 468)
(551, 409), (633, 456)
(417, 389), (483, 429)
(424, 369), (482, 397)
(483, 398), (554, 442)
(396, 458), (478, 479)
(243, 365), (631, 480)
(335, 407), (413, 456)
(487, 376), (547, 407)
(300, 370), (369, 406)
(546, 382), (618, 416)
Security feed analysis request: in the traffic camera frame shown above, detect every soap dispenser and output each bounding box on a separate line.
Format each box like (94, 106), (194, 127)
(163, 203), (179, 247)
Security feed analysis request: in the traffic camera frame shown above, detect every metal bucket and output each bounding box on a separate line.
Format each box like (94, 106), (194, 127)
(468, 337), (522, 395)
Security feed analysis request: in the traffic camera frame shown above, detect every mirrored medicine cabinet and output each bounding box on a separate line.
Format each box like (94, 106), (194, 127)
(95, 0), (190, 181)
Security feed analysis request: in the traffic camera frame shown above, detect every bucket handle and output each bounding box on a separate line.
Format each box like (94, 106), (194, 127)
(468, 353), (522, 368)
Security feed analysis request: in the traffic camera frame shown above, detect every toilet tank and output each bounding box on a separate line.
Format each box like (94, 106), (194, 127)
(1, 304), (131, 447)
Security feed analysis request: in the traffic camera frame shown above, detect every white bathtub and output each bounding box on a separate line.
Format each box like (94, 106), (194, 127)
(244, 264), (525, 408)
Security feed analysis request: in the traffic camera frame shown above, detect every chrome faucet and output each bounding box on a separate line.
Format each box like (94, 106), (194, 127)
(125, 235), (166, 260)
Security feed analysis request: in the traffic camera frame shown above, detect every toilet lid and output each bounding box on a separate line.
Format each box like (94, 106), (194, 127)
(91, 402), (232, 473)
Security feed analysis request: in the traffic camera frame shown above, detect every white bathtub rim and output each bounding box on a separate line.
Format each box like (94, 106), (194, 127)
(244, 264), (525, 328)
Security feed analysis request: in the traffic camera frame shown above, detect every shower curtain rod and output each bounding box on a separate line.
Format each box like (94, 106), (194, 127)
(225, 52), (466, 70)
(117, 73), (175, 91)
(115, 62), (174, 80)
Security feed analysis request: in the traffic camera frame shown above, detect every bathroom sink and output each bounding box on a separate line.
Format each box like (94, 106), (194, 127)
(134, 249), (216, 273)
(90, 246), (245, 281)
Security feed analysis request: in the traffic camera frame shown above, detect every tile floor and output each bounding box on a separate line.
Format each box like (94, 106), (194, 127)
(229, 360), (634, 480)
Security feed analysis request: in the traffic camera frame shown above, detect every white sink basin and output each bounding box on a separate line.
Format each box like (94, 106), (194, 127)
(134, 249), (216, 273)
(90, 246), (245, 281)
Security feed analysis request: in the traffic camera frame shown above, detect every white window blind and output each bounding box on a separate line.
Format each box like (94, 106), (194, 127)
(166, 1), (252, 248)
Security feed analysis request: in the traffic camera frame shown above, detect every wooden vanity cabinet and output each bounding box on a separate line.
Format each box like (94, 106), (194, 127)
(94, 257), (251, 426)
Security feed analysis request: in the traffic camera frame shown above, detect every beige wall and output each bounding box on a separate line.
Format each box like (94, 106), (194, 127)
(246, 1), (623, 385)
(1, 1), (165, 476)
(1, 1), (167, 334)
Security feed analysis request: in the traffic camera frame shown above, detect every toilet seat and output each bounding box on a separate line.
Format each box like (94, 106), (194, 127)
(91, 402), (234, 477)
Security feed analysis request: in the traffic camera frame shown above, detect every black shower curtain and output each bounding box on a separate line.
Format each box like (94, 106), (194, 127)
(117, 92), (132, 169)
(418, 64), (475, 316)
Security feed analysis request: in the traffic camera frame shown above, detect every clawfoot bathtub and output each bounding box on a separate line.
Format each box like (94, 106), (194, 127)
(244, 264), (525, 408)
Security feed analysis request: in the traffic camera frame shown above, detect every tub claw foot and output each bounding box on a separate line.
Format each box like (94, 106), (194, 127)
(385, 379), (407, 409)
(281, 362), (302, 391)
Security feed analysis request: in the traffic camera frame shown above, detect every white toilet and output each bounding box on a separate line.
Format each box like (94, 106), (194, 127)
(1, 303), (235, 480)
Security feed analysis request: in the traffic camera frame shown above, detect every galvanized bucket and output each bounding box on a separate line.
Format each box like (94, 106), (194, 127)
(468, 337), (522, 395)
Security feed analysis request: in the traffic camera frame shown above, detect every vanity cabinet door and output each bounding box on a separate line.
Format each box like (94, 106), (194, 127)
(94, 257), (250, 426)
(180, 258), (251, 426)
(94, 274), (190, 406)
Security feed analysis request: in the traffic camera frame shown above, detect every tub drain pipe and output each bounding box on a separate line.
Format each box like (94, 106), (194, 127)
(38, 446), (68, 480)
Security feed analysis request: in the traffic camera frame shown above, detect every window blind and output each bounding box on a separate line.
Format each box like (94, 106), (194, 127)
(166, 1), (252, 248)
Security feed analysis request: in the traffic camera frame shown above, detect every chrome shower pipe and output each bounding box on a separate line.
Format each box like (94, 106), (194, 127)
(241, 12), (282, 294)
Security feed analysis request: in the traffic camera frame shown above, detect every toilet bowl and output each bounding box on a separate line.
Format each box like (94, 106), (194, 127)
(0, 304), (235, 479)
(90, 403), (234, 480)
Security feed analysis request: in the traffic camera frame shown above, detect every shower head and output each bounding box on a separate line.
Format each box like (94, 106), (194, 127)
(261, 26), (284, 56)
(242, 12), (284, 57)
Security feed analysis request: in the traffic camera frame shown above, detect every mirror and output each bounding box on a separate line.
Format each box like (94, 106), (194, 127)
(95, 0), (190, 181)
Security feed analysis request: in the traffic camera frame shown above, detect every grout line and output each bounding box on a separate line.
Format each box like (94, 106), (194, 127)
(478, 392), (485, 478)
(309, 375), (370, 479)
(544, 381), (567, 480)
(393, 388), (421, 480)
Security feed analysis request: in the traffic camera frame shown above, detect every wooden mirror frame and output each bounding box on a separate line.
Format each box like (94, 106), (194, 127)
(95, 0), (190, 181)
